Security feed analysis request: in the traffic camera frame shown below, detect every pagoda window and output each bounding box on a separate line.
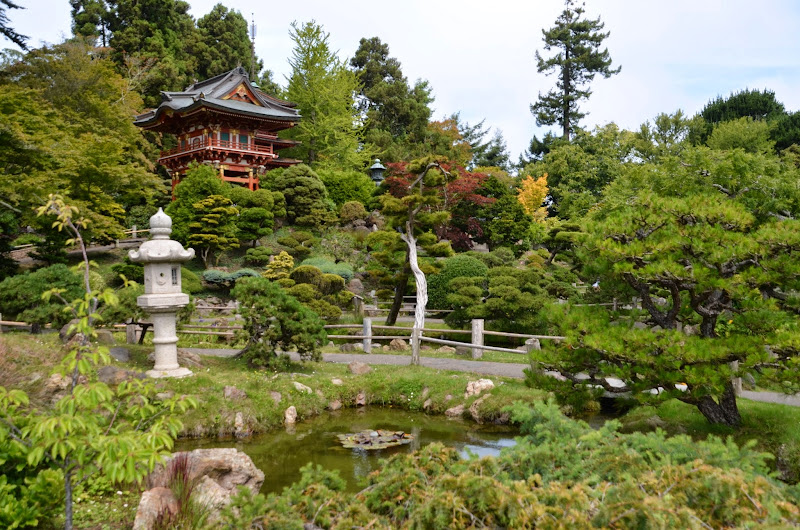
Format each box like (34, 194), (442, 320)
(239, 134), (248, 146)
(220, 132), (230, 145)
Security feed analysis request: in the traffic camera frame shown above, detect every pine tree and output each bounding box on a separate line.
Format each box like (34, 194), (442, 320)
(531, 0), (620, 140)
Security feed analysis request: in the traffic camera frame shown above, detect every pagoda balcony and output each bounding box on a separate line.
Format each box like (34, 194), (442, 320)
(158, 138), (278, 162)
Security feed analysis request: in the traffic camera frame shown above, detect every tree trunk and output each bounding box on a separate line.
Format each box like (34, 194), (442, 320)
(385, 267), (409, 327)
(64, 464), (74, 530)
(401, 224), (427, 366)
(692, 382), (741, 427)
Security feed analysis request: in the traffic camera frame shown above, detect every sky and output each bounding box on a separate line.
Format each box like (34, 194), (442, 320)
(7, 0), (800, 162)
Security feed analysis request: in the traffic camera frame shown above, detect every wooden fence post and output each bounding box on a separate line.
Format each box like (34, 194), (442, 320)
(362, 317), (372, 353)
(0, 313), (3, 334)
(471, 319), (484, 359)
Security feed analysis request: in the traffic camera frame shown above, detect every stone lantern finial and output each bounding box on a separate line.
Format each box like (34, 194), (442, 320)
(149, 208), (172, 240)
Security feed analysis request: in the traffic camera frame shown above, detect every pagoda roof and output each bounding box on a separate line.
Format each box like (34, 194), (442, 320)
(134, 67), (300, 128)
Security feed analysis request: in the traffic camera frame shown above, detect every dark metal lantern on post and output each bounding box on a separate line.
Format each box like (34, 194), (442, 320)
(369, 159), (387, 185)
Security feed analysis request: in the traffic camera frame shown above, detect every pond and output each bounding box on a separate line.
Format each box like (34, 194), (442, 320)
(176, 408), (518, 494)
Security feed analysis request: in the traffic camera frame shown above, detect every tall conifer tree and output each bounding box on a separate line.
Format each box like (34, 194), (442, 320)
(531, 0), (620, 140)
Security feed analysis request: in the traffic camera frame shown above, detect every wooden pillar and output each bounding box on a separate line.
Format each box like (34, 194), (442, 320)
(411, 327), (420, 363)
(471, 319), (484, 359)
(362, 317), (372, 354)
(248, 168), (254, 191)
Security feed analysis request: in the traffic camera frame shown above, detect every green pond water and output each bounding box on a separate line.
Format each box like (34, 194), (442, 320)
(177, 408), (518, 494)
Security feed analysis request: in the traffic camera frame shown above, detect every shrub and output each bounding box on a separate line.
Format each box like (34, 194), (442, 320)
(244, 247), (272, 266)
(339, 201), (368, 223)
(427, 254), (488, 310)
(300, 257), (354, 281)
(201, 268), (259, 288)
(110, 258), (144, 286)
(263, 251), (294, 281)
(0, 264), (84, 328)
(181, 267), (202, 294)
(290, 265), (323, 287)
(318, 273), (345, 295)
(277, 235), (300, 249)
(232, 276), (326, 367)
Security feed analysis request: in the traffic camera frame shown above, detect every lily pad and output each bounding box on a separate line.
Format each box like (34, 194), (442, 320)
(337, 429), (414, 450)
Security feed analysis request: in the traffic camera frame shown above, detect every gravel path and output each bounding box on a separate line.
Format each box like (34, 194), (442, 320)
(185, 348), (528, 379)
(175, 348), (800, 407)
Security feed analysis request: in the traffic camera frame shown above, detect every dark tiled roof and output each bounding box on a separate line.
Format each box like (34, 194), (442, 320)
(134, 67), (300, 127)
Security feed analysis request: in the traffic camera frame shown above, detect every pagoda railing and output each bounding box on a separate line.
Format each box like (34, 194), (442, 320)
(159, 138), (277, 160)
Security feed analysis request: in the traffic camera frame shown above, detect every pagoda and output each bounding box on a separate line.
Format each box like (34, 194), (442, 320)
(134, 67), (301, 192)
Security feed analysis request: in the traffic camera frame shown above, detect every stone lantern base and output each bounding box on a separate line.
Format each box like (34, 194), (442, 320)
(137, 295), (194, 379)
(146, 366), (194, 379)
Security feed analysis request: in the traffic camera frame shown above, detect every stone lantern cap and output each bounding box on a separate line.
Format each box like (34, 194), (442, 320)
(129, 208), (195, 263)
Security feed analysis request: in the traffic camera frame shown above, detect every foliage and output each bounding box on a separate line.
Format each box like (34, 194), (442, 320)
(707, 116), (774, 154)
(166, 164), (231, 245)
(268, 164), (336, 228)
(523, 124), (633, 219)
(471, 175), (532, 255)
(232, 276), (326, 368)
(109, 257), (145, 287)
(0, 195), (196, 530)
(534, 146), (800, 426)
(201, 268), (259, 288)
(283, 21), (367, 170)
(349, 36), (433, 161)
(531, 0), (620, 139)
(316, 168), (374, 207)
(0, 41), (165, 241)
(0, 0), (27, 49)
(244, 246), (272, 266)
(338, 200), (368, 224)
(0, 206), (18, 280)
(180, 267), (202, 294)
(427, 254), (488, 310)
(517, 173), (548, 221)
(262, 251), (294, 281)
(633, 110), (705, 161)
(446, 265), (560, 331)
(229, 186), (283, 247)
(0, 264), (83, 328)
(300, 256), (354, 281)
(152, 453), (209, 529)
(219, 400), (800, 528)
(195, 4), (261, 81)
(187, 194), (239, 267)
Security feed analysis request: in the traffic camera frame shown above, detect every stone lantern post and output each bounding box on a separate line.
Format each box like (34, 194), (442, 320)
(129, 208), (195, 378)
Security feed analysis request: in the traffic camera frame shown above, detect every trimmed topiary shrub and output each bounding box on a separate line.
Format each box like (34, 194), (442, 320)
(181, 267), (203, 294)
(244, 247), (272, 266)
(290, 265), (323, 287)
(427, 254), (489, 310)
(300, 257), (354, 281)
(318, 273), (345, 295)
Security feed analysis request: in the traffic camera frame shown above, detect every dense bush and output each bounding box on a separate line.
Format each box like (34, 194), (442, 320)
(220, 400), (800, 528)
(109, 258), (144, 286)
(232, 277), (326, 368)
(180, 267), (203, 294)
(0, 264), (84, 328)
(339, 200), (368, 224)
(201, 268), (259, 288)
(300, 257), (354, 281)
(316, 168), (375, 206)
(427, 254), (488, 310)
(244, 247), (272, 266)
(290, 265), (323, 286)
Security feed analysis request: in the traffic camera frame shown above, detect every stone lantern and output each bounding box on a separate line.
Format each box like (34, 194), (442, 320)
(369, 159), (386, 186)
(129, 208), (195, 378)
